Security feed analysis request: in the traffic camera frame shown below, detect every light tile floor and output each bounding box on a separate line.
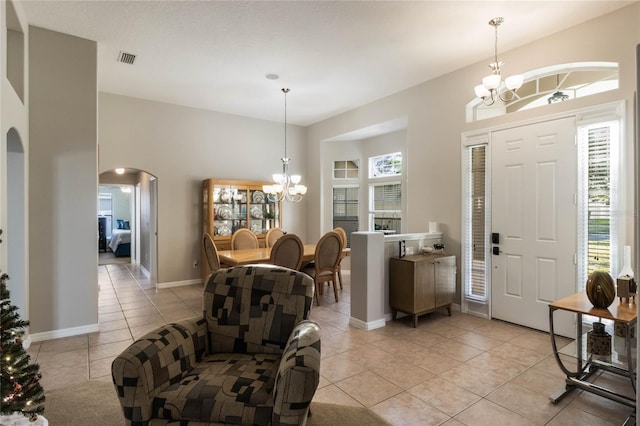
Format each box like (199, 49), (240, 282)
(27, 263), (636, 425)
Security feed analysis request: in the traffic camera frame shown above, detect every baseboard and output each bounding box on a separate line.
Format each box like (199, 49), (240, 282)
(157, 278), (202, 289)
(349, 316), (386, 330)
(140, 264), (150, 279)
(29, 323), (99, 343)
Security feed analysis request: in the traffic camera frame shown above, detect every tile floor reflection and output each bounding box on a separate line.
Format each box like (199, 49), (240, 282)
(27, 263), (635, 425)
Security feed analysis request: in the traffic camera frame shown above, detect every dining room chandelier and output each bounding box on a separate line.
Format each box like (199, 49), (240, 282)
(263, 88), (307, 202)
(474, 17), (524, 106)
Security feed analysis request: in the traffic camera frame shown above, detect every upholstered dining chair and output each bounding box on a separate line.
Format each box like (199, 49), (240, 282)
(265, 227), (285, 247)
(202, 232), (221, 273)
(303, 230), (342, 305)
(231, 228), (259, 249)
(333, 227), (348, 290)
(269, 233), (304, 270)
(112, 265), (321, 426)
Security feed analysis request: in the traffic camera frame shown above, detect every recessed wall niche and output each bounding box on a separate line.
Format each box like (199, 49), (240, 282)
(6, 0), (25, 103)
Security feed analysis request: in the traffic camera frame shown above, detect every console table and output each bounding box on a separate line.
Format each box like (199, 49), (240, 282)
(549, 292), (636, 425)
(389, 254), (456, 327)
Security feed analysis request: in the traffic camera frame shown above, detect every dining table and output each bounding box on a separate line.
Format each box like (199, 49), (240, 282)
(217, 244), (349, 268)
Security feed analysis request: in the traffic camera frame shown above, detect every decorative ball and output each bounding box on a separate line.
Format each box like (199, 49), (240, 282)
(586, 271), (616, 309)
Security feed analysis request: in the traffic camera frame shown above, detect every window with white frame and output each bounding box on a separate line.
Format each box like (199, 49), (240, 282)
(369, 182), (401, 233)
(577, 118), (620, 290)
(332, 186), (359, 247)
(369, 152), (402, 178)
(463, 144), (489, 301)
(333, 160), (359, 179)
(468, 62), (619, 123)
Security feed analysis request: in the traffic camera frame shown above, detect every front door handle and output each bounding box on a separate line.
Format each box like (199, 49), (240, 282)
(493, 246), (501, 255)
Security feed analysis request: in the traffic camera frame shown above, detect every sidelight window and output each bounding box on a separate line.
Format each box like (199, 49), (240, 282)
(577, 118), (620, 290)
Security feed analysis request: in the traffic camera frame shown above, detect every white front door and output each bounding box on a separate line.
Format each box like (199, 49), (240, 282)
(491, 117), (577, 336)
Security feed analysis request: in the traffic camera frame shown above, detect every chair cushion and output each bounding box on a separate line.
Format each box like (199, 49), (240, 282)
(153, 352), (281, 425)
(204, 266), (314, 354)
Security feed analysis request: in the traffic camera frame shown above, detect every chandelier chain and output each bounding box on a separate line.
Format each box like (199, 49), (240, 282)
(282, 88), (289, 160)
(263, 87), (307, 202)
(493, 20), (499, 73)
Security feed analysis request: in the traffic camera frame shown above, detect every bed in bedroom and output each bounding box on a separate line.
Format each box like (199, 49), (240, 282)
(109, 228), (131, 257)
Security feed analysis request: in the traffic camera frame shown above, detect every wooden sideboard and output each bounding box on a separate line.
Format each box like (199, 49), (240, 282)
(389, 254), (456, 327)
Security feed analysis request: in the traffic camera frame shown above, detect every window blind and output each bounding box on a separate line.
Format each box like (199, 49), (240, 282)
(577, 119), (619, 291)
(372, 183), (401, 211)
(465, 145), (487, 300)
(333, 186), (359, 247)
(586, 125), (611, 274)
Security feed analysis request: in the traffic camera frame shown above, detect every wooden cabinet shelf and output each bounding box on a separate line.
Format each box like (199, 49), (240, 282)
(389, 254), (456, 327)
(202, 178), (282, 280)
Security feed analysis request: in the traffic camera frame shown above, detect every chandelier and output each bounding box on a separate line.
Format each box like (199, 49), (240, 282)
(263, 88), (307, 202)
(474, 17), (524, 106)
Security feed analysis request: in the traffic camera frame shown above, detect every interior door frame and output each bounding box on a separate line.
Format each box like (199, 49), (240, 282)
(462, 100), (627, 322)
(134, 183), (141, 264)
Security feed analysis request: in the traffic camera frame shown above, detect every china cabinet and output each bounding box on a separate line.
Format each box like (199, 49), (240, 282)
(389, 254), (456, 327)
(202, 179), (281, 279)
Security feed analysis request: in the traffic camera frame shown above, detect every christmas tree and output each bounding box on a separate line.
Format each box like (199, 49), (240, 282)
(0, 273), (45, 418)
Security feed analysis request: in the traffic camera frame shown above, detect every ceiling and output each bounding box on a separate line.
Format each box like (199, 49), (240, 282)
(21, 1), (634, 126)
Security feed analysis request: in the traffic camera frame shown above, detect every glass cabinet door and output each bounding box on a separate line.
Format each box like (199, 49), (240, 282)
(264, 194), (280, 230)
(213, 185), (248, 236)
(248, 189), (280, 235)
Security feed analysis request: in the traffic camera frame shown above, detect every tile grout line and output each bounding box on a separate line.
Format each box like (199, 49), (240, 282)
(123, 264), (164, 336)
(92, 265), (129, 380)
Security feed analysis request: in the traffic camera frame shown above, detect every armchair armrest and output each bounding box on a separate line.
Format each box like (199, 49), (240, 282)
(273, 320), (321, 426)
(111, 317), (207, 426)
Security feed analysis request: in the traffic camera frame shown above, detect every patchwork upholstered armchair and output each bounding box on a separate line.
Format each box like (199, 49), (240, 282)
(111, 265), (320, 426)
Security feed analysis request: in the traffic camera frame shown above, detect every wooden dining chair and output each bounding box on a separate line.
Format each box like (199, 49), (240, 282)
(333, 227), (348, 290)
(303, 231), (342, 305)
(203, 232), (221, 273)
(269, 233), (304, 270)
(265, 227), (285, 248)
(231, 228), (259, 250)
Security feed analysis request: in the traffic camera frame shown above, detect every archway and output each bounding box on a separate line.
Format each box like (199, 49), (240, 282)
(7, 128), (27, 320)
(98, 168), (158, 282)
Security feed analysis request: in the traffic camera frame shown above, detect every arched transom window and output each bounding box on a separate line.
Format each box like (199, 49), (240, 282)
(467, 62), (619, 122)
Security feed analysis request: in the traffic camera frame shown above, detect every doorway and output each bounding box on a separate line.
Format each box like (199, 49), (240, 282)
(490, 117), (577, 337)
(463, 104), (625, 338)
(98, 184), (133, 265)
(98, 169), (158, 282)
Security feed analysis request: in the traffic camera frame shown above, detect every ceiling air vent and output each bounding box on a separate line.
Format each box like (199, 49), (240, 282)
(118, 51), (136, 65)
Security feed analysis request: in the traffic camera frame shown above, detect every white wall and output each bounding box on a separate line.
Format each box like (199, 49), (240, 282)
(29, 26), (98, 337)
(307, 4), (640, 302)
(98, 93), (307, 284)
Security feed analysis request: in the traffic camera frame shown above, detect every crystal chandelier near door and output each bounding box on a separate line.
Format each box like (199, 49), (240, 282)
(474, 17), (524, 106)
(263, 88), (307, 202)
